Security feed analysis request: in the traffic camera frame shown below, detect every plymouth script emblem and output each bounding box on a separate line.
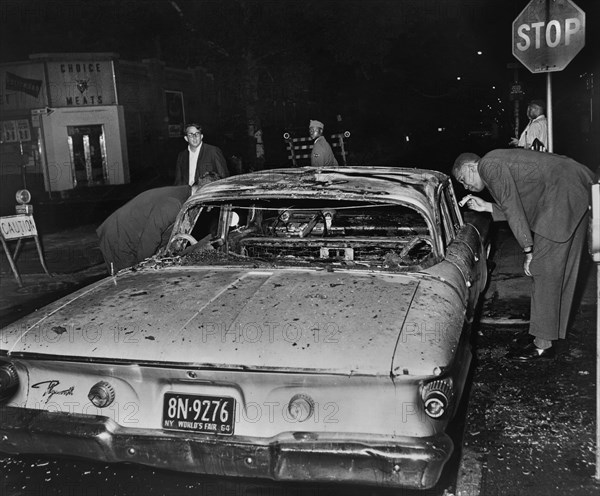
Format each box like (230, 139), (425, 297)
(31, 380), (75, 403)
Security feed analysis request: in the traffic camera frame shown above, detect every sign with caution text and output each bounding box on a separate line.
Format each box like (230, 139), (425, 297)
(0, 215), (38, 240)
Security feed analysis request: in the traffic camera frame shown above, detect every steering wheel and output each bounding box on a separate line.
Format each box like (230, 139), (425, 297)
(267, 208), (293, 236)
(398, 236), (433, 260)
(300, 212), (327, 238)
(166, 233), (198, 255)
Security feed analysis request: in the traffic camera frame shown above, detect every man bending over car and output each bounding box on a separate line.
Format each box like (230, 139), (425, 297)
(453, 149), (594, 362)
(96, 185), (191, 273)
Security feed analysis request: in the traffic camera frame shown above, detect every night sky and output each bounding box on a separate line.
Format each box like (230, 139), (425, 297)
(1, 0), (598, 170)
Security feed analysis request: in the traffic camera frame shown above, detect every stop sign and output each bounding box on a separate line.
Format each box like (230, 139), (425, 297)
(512, 0), (585, 73)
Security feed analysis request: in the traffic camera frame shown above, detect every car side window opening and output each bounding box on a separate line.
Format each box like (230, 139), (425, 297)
(439, 195), (456, 250)
(443, 184), (462, 232)
(190, 206), (221, 242)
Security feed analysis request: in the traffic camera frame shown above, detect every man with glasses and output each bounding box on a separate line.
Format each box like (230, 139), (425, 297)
(453, 149), (594, 361)
(174, 123), (229, 187)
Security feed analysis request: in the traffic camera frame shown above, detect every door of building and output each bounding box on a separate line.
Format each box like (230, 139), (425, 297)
(67, 125), (108, 187)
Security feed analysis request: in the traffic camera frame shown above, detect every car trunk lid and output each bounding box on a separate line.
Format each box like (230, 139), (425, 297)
(2, 266), (423, 376)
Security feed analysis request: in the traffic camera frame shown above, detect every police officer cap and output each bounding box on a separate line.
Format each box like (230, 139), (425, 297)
(309, 120), (324, 129)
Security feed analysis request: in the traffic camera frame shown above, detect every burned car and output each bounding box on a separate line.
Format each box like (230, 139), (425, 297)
(0, 167), (488, 490)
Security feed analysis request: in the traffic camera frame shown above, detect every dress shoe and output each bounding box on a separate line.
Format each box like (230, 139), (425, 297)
(509, 330), (534, 350)
(506, 342), (555, 361)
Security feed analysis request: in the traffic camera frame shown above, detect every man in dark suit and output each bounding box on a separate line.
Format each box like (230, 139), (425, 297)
(174, 123), (229, 186)
(453, 149), (594, 361)
(96, 185), (191, 272)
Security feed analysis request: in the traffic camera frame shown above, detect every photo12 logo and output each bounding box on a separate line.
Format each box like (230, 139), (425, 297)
(199, 320), (341, 345)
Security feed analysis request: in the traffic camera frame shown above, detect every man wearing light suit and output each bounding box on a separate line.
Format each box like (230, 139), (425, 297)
(453, 149), (594, 361)
(174, 123), (229, 187)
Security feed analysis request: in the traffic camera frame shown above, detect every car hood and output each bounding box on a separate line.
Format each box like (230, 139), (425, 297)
(1, 266), (460, 376)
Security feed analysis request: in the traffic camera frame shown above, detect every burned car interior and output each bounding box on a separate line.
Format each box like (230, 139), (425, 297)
(168, 199), (436, 269)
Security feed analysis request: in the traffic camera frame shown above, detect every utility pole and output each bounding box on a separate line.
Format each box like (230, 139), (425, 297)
(507, 63), (524, 139)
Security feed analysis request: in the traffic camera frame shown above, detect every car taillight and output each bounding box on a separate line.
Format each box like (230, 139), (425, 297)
(421, 378), (454, 419)
(0, 360), (19, 401)
(88, 381), (115, 408)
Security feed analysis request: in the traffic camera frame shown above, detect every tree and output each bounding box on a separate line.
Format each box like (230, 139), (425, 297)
(163, 0), (318, 169)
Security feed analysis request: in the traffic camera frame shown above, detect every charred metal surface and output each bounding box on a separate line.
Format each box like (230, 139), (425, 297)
(2, 267), (434, 375)
(191, 167), (446, 204)
(170, 167), (448, 257)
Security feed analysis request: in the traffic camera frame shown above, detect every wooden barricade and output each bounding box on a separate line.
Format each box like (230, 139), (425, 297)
(284, 131), (351, 167)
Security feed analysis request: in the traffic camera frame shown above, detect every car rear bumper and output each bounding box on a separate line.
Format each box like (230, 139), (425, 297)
(0, 406), (453, 489)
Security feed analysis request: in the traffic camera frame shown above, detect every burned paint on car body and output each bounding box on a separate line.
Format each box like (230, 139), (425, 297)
(0, 166), (488, 490)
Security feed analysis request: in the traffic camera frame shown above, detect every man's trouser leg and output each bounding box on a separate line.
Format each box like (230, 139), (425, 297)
(557, 213), (588, 338)
(528, 214), (588, 341)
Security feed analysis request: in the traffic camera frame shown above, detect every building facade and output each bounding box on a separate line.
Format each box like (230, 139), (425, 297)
(0, 53), (218, 214)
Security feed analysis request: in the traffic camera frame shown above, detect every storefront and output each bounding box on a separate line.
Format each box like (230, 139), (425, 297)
(0, 53), (129, 201)
(1, 52), (221, 215)
(35, 105), (128, 191)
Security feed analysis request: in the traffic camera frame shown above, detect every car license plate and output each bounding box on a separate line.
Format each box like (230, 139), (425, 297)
(162, 393), (235, 436)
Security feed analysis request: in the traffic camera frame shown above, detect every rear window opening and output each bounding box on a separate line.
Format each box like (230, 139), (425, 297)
(173, 199), (436, 270)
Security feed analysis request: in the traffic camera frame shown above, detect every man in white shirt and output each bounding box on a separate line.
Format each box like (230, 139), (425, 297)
(510, 100), (548, 151)
(174, 123), (229, 186)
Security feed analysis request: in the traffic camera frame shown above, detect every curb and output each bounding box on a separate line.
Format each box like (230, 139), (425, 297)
(479, 316), (528, 326)
(454, 447), (482, 496)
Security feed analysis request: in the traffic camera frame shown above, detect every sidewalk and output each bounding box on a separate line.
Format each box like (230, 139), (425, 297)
(457, 224), (599, 496)
(483, 223), (597, 320)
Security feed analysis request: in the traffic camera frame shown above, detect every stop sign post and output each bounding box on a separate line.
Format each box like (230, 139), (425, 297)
(514, 0), (594, 481)
(511, 0), (585, 153)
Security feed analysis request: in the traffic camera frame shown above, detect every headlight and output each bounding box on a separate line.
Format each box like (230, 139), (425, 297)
(0, 360), (19, 401)
(421, 378), (454, 419)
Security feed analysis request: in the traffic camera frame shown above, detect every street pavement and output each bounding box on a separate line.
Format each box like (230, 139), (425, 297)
(457, 225), (599, 496)
(0, 222), (598, 495)
(0, 225), (108, 326)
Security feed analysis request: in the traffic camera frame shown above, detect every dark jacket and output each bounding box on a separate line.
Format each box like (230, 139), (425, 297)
(96, 185), (191, 272)
(478, 149), (594, 247)
(311, 136), (339, 167)
(174, 144), (229, 186)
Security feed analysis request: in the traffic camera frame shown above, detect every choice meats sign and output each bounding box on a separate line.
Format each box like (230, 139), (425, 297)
(512, 0), (585, 73)
(46, 60), (117, 106)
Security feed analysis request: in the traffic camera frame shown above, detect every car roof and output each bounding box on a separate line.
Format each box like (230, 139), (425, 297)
(188, 166), (448, 211)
